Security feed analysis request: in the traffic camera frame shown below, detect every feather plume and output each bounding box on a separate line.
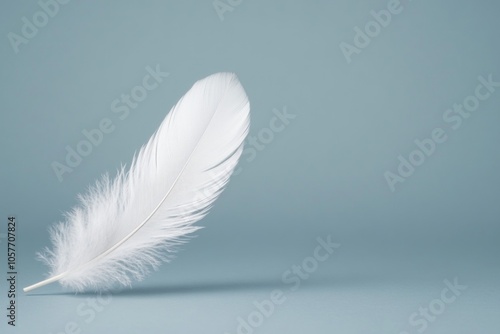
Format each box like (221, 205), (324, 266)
(24, 72), (250, 292)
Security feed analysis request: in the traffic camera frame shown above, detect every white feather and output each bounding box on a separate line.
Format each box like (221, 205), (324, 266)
(24, 72), (250, 292)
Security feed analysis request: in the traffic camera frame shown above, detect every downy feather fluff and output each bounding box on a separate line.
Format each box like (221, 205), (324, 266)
(24, 72), (250, 292)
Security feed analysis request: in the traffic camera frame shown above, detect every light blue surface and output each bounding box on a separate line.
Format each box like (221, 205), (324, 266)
(0, 0), (499, 333)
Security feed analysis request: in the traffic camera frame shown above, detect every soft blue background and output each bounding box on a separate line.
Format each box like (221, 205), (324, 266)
(1, 0), (499, 333)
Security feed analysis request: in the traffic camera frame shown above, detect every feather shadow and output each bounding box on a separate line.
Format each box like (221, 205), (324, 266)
(28, 273), (383, 297)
